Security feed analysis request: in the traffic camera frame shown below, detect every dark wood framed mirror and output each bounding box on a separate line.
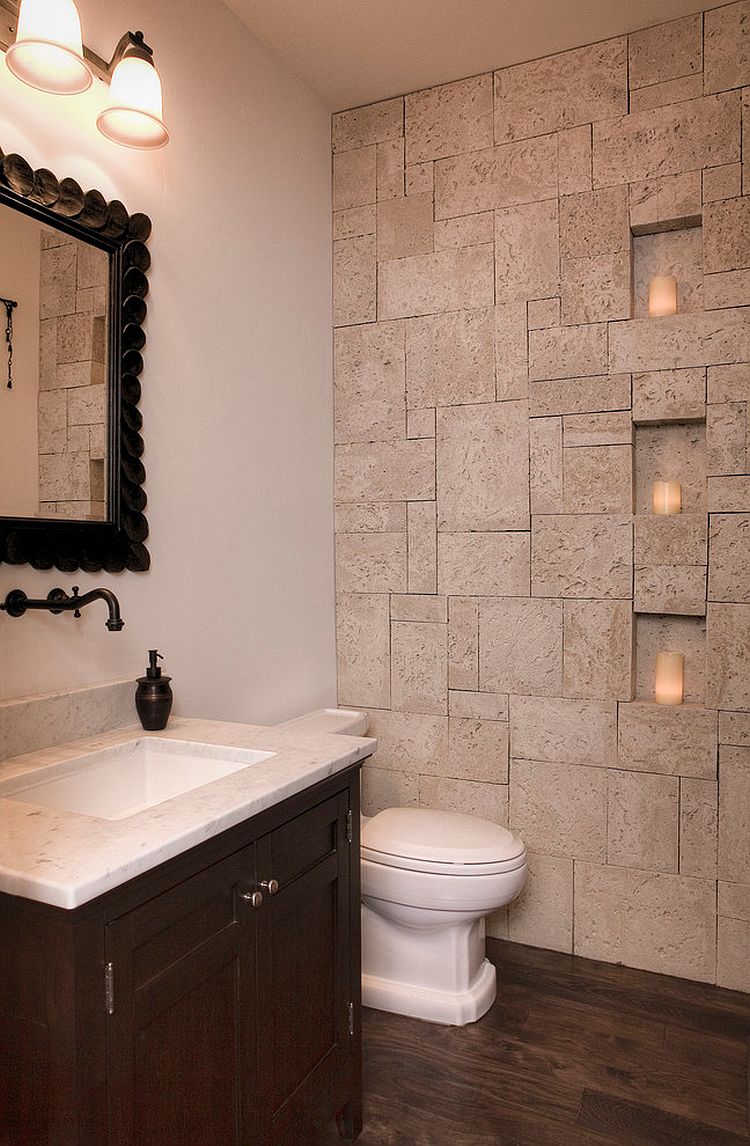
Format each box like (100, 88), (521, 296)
(0, 148), (151, 572)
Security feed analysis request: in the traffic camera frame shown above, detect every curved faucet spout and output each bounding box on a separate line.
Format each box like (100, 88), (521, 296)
(0, 586), (124, 632)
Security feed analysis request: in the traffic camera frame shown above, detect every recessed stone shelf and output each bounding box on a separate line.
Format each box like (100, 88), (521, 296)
(635, 614), (705, 704)
(632, 226), (704, 319)
(634, 423), (707, 514)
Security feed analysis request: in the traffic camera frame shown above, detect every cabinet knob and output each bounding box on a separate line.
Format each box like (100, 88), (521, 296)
(261, 878), (279, 895)
(241, 890), (263, 908)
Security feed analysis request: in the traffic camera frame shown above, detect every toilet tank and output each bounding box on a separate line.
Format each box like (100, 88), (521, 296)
(275, 708), (369, 736)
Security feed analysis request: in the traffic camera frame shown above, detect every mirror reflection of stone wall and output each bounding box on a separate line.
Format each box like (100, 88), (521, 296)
(38, 228), (108, 520)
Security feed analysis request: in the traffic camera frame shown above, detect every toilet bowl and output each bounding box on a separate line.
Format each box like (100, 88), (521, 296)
(275, 708), (527, 1026)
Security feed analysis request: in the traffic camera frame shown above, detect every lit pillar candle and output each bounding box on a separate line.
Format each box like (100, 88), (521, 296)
(648, 275), (678, 317)
(655, 652), (684, 705)
(653, 480), (681, 515)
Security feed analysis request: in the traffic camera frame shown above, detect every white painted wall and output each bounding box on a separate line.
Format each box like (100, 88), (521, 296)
(0, 0), (336, 725)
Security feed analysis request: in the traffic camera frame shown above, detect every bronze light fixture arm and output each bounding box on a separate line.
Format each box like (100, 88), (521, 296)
(1, 586), (124, 631)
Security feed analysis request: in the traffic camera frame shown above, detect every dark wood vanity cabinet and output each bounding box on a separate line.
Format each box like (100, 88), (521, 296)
(0, 764), (363, 1146)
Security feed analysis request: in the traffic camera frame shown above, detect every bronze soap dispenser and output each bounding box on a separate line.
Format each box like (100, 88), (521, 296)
(135, 649), (173, 731)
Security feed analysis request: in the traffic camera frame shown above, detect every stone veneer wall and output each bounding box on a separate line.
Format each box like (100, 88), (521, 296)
(332, 1), (750, 991)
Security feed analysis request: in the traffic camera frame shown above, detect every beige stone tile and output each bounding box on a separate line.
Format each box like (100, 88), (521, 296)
(39, 245), (75, 319)
(680, 778), (718, 879)
(438, 533), (530, 597)
(333, 234), (376, 326)
(529, 323), (607, 381)
(744, 86), (750, 194)
(406, 161), (433, 197)
(530, 416), (563, 514)
(391, 620), (447, 715)
(632, 228), (703, 320)
(406, 308), (494, 408)
(332, 98), (403, 153)
(706, 402), (747, 475)
(494, 38), (627, 142)
(718, 745), (750, 882)
(405, 74), (493, 165)
(495, 199), (559, 305)
(629, 171), (702, 232)
(529, 374), (631, 417)
(390, 595), (447, 623)
(607, 770), (679, 873)
(709, 514), (750, 603)
(560, 186), (629, 258)
(479, 598), (563, 698)
(707, 603), (750, 710)
(610, 310), (750, 374)
(594, 93), (740, 187)
(632, 368), (706, 424)
(563, 412), (632, 448)
(510, 759), (607, 860)
(563, 445), (633, 514)
(704, 197), (750, 274)
(707, 475), (750, 512)
(334, 321), (405, 444)
(56, 314), (97, 364)
(558, 125), (592, 195)
(629, 74), (703, 113)
(333, 145), (376, 210)
(563, 601), (633, 701)
(704, 1), (750, 94)
(364, 708), (447, 773)
(378, 245), (494, 320)
(448, 596), (478, 691)
(37, 391), (66, 453)
(635, 615), (706, 706)
(527, 297), (560, 330)
(634, 514), (707, 567)
(618, 703), (718, 778)
(377, 139), (404, 200)
(336, 593), (391, 708)
(494, 301), (529, 400)
(720, 711), (750, 746)
(419, 775), (508, 823)
(434, 135), (558, 219)
(507, 852), (574, 953)
(407, 500), (437, 593)
(634, 423), (706, 515)
(333, 204), (377, 241)
(717, 917), (750, 991)
(376, 194), (432, 261)
(335, 533), (407, 593)
(703, 163), (743, 203)
(433, 212), (494, 250)
(719, 879), (750, 920)
(704, 267), (750, 308)
(38, 453), (90, 502)
(574, 863), (716, 981)
(437, 401), (530, 531)
(531, 514), (632, 599)
(406, 407), (435, 439)
(361, 764), (418, 817)
(335, 440), (434, 503)
(335, 503), (407, 533)
(628, 14), (701, 89)
(444, 717), (509, 783)
(634, 565), (707, 616)
(449, 690), (508, 721)
(510, 695), (617, 766)
(561, 252), (631, 325)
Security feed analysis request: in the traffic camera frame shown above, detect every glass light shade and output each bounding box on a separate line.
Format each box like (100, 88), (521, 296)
(6, 0), (92, 94)
(655, 651), (684, 706)
(652, 480), (681, 515)
(96, 56), (169, 150)
(648, 274), (678, 317)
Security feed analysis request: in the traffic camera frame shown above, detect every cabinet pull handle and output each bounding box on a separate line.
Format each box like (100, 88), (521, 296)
(260, 878), (279, 895)
(241, 890), (264, 908)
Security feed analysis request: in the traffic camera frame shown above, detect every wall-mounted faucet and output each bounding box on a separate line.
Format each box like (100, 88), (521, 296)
(0, 587), (124, 632)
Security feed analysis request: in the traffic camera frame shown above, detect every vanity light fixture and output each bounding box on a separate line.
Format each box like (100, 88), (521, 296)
(1, 0), (168, 149)
(648, 274), (677, 317)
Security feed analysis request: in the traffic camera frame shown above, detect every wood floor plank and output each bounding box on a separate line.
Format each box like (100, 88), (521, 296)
(578, 1089), (750, 1145)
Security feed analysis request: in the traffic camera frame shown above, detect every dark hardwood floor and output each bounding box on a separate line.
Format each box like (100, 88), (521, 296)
(314, 938), (750, 1145)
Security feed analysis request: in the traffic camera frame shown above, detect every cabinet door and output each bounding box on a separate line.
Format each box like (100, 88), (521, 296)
(106, 850), (258, 1146)
(255, 790), (354, 1139)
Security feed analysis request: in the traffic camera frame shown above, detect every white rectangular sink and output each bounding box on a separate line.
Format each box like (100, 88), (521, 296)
(4, 738), (275, 820)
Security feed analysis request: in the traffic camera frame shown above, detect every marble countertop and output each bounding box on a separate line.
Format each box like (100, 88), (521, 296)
(0, 718), (375, 909)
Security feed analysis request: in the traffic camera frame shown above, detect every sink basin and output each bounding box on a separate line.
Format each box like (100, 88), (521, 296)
(4, 738), (275, 820)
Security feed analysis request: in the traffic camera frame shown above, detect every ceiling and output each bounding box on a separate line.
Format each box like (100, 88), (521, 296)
(225, 0), (728, 112)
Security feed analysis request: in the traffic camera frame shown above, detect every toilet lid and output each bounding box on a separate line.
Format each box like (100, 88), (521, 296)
(361, 807), (524, 866)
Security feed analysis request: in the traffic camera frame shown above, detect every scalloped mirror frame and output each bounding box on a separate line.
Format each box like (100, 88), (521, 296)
(0, 148), (151, 573)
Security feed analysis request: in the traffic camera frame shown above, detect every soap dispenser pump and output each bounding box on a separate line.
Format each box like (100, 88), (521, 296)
(135, 649), (173, 731)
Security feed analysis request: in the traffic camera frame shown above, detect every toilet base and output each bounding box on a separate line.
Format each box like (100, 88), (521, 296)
(362, 957), (497, 1026)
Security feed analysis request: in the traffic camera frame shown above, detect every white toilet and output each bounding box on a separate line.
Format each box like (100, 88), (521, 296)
(275, 708), (528, 1027)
